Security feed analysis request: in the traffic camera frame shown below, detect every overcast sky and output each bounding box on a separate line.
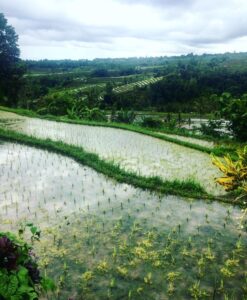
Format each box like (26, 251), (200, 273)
(1, 0), (247, 60)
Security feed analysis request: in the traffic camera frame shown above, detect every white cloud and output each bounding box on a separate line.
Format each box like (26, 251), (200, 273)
(1, 0), (247, 59)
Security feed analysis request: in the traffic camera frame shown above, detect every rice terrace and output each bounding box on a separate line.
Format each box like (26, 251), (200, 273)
(0, 2), (247, 300)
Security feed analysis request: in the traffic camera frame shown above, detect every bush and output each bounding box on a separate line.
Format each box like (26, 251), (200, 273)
(212, 146), (247, 197)
(41, 93), (74, 116)
(217, 93), (247, 141)
(82, 107), (107, 122)
(0, 225), (55, 299)
(115, 109), (136, 124)
(199, 119), (224, 138)
(141, 117), (163, 128)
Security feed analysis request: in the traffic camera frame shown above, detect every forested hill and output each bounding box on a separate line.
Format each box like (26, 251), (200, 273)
(25, 52), (247, 74)
(20, 52), (247, 113)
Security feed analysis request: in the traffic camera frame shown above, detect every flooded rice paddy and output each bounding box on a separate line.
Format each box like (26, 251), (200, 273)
(0, 142), (246, 299)
(0, 111), (224, 195)
(156, 131), (215, 149)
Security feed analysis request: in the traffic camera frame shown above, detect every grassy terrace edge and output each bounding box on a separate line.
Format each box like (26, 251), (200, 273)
(0, 106), (233, 156)
(0, 128), (240, 205)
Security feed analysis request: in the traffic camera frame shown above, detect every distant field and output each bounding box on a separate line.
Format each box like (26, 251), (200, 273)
(113, 76), (163, 94)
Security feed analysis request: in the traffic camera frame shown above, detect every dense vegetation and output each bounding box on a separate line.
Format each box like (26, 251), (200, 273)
(0, 225), (54, 299)
(20, 52), (247, 113)
(10, 53), (247, 141)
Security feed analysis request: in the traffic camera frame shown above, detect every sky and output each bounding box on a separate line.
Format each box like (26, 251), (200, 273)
(1, 0), (247, 60)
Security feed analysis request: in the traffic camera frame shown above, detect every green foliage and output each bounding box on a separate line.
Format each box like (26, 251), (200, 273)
(199, 119), (224, 138)
(188, 281), (208, 299)
(18, 52), (247, 113)
(0, 226), (55, 299)
(163, 117), (178, 130)
(217, 93), (247, 141)
(0, 13), (25, 106)
(81, 107), (107, 122)
(66, 99), (107, 121)
(37, 85), (107, 121)
(114, 109), (136, 124)
(212, 145), (247, 199)
(0, 268), (38, 300)
(39, 92), (74, 115)
(141, 117), (163, 128)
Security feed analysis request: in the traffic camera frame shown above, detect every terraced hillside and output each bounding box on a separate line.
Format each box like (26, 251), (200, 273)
(113, 76), (163, 94)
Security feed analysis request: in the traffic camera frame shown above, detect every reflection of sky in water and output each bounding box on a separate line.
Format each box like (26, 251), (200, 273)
(1, 142), (246, 299)
(0, 111), (225, 195)
(157, 132), (215, 148)
(0, 142), (243, 239)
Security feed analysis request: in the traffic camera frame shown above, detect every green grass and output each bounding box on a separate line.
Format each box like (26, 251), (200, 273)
(0, 127), (242, 205)
(0, 106), (237, 157)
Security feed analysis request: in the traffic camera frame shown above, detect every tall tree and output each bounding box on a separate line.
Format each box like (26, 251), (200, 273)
(0, 13), (25, 106)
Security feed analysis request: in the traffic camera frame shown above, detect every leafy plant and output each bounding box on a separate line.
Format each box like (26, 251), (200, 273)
(212, 146), (247, 230)
(96, 260), (109, 274)
(189, 281), (208, 299)
(81, 107), (107, 122)
(43, 92), (74, 116)
(166, 272), (180, 295)
(199, 119), (224, 138)
(115, 109), (136, 124)
(0, 227), (55, 299)
(164, 117), (177, 130)
(217, 93), (247, 141)
(212, 146), (247, 196)
(144, 272), (152, 285)
(141, 117), (163, 128)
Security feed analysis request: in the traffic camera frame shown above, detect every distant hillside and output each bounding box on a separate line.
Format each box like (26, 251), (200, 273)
(18, 52), (247, 113)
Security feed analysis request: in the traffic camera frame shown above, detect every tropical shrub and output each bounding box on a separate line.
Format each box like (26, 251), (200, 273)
(212, 146), (247, 200)
(41, 93), (74, 116)
(115, 109), (136, 124)
(141, 117), (163, 128)
(213, 146), (247, 232)
(217, 93), (247, 141)
(81, 107), (107, 122)
(199, 119), (224, 138)
(0, 225), (54, 299)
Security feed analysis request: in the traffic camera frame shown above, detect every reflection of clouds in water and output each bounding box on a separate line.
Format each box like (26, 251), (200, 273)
(0, 111), (224, 195)
(158, 132), (215, 148)
(0, 139), (245, 299)
(1, 142), (139, 228)
(0, 142), (243, 239)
